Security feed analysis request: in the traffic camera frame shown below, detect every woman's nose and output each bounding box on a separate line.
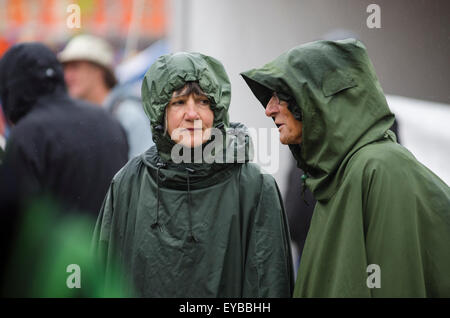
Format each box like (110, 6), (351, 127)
(184, 98), (200, 120)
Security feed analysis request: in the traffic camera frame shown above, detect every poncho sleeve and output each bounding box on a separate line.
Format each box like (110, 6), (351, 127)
(92, 182), (114, 268)
(363, 158), (450, 297)
(92, 181), (133, 296)
(242, 174), (295, 297)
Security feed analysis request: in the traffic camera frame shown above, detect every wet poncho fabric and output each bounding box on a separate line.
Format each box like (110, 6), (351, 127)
(93, 52), (294, 297)
(241, 39), (450, 297)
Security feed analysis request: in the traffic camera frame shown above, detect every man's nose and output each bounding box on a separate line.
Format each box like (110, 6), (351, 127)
(265, 100), (279, 117)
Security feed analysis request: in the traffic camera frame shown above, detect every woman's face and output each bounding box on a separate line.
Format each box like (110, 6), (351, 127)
(166, 86), (214, 148)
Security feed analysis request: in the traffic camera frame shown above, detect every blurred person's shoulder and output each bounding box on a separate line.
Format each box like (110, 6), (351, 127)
(104, 85), (141, 113)
(109, 146), (153, 186)
(8, 95), (114, 132)
(70, 98), (129, 142)
(5, 103), (54, 146)
(71, 97), (120, 124)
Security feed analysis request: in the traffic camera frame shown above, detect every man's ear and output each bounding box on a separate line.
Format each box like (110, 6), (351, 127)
(288, 100), (303, 122)
(322, 69), (357, 97)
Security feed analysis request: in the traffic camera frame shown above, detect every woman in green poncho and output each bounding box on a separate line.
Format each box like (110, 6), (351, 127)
(93, 52), (294, 297)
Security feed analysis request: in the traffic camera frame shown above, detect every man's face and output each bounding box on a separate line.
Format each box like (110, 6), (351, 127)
(265, 93), (302, 144)
(166, 87), (214, 148)
(62, 61), (104, 101)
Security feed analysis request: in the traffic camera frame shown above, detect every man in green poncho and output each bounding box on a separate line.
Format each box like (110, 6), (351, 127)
(93, 52), (294, 297)
(241, 38), (450, 297)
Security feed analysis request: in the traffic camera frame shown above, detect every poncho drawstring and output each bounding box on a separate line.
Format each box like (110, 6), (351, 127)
(185, 167), (197, 243)
(301, 173), (310, 206)
(151, 162), (166, 231)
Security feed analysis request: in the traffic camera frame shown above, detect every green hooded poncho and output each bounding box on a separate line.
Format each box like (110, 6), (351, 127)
(93, 52), (294, 297)
(241, 39), (450, 297)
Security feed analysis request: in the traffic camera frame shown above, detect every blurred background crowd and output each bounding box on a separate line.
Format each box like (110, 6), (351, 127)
(0, 0), (449, 296)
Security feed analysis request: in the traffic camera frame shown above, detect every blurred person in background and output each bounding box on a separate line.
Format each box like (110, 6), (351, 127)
(0, 42), (128, 222)
(93, 52), (294, 297)
(58, 34), (154, 159)
(0, 102), (6, 163)
(242, 38), (450, 297)
(0, 156), (128, 297)
(0, 42), (130, 297)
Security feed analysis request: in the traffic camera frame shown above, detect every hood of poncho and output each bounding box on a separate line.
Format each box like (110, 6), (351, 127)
(241, 38), (395, 201)
(141, 52), (232, 162)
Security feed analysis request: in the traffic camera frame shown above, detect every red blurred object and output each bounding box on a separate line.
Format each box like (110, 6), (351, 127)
(0, 106), (6, 136)
(0, 37), (10, 58)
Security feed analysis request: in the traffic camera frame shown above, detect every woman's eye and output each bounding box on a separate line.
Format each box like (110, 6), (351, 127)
(172, 100), (185, 105)
(200, 99), (210, 105)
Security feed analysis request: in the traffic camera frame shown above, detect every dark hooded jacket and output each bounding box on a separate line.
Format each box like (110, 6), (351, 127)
(0, 43), (128, 220)
(241, 39), (450, 297)
(93, 52), (294, 297)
